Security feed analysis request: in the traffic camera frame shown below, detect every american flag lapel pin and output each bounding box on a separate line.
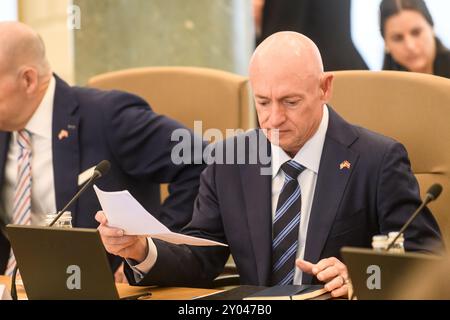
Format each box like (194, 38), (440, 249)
(340, 160), (351, 170)
(58, 129), (69, 141)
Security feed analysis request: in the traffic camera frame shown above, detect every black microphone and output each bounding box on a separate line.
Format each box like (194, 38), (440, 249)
(386, 183), (443, 251)
(48, 160), (110, 226)
(10, 160), (111, 300)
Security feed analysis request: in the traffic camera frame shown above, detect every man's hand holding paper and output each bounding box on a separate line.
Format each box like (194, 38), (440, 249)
(94, 186), (227, 264)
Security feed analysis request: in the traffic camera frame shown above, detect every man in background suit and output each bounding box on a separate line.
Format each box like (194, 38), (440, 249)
(97, 32), (442, 297)
(0, 22), (206, 277)
(255, 0), (368, 71)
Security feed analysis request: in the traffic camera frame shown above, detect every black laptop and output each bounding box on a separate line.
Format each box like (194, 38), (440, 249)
(7, 225), (121, 300)
(341, 246), (442, 300)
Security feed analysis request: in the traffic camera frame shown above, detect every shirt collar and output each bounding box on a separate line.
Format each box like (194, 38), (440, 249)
(25, 76), (55, 139)
(271, 104), (329, 178)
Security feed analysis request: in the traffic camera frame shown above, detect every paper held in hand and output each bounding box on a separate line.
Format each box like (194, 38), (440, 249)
(94, 185), (227, 247)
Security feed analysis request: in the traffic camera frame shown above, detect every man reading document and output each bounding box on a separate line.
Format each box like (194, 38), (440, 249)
(97, 32), (442, 297)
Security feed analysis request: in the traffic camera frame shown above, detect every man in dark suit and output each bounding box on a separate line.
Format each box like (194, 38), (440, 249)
(256, 0), (368, 71)
(97, 32), (442, 297)
(0, 22), (205, 276)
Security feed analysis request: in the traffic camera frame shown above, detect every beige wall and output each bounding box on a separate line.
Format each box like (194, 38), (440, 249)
(18, 0), (74, 84)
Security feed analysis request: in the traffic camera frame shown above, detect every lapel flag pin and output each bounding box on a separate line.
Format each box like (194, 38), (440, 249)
(58, 129), (69, 141)
(340, 160), (351, 170)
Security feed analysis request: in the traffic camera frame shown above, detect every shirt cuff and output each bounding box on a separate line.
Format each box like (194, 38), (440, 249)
(125, 237), (158, 282)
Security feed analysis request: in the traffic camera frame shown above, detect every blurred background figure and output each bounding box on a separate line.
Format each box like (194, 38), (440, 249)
(253, 0), (265, 40)
(380, 0), (450, 78)
(253, 0), (368, 71)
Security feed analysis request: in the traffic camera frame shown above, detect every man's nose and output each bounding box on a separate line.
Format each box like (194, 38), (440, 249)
(269, 104), (286, 127)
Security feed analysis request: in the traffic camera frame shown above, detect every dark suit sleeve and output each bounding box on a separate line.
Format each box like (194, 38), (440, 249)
(376, 142), (443, 253)
(101, 93), (206, 231)
(125, 163), (230, 287)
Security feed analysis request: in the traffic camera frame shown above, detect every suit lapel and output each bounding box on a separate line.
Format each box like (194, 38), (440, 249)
(302, 108), (359, 284)
(52, 76), (80, 221)
(239, 132), (272, 285)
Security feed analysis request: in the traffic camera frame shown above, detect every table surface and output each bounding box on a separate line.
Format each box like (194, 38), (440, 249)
(0, 275), (221, 300)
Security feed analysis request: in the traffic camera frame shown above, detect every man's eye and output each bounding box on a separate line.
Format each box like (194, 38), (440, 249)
(285, 100), (300, 107)
(258, 101), (269, 106)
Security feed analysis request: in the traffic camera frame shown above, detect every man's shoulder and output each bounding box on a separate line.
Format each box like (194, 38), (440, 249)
(70, 86), (149, 110)
(54, 75), (150, 111)
(351, 124), (399, 150)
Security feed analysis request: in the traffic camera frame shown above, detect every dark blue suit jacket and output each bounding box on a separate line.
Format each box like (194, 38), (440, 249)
(127, 107), (443, 287)
(0, 75), (206, 273)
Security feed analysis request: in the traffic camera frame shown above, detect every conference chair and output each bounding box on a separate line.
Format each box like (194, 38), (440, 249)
(88, 66), (252, 200)
(88, 66), (253, 134)
(330, 70), (450, 246)
(88, 66), (251, 287)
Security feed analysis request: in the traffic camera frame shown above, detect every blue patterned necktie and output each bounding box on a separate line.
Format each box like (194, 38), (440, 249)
(271, 160), (306, 285)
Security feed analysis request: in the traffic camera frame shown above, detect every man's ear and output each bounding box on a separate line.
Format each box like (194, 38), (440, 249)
(20, 67), (39, 95)
(319, 72), (334, 103)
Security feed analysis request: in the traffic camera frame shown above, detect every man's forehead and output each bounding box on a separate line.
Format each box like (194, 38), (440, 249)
(251, 66), (317, 85)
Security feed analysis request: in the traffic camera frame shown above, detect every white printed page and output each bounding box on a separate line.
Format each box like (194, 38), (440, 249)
(94, 185), (227, 247)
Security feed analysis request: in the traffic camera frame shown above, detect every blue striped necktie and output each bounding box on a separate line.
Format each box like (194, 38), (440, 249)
(271, 160), (305, 285)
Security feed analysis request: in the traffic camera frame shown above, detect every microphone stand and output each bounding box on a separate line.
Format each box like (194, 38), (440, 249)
(49, 173), (99, 226)
(386, 196), (430, 252)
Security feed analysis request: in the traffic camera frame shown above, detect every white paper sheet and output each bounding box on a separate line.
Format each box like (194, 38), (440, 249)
(94, 185), (227, 247)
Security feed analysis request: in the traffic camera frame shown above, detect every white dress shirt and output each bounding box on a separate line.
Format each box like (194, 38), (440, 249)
(0, 76), (57, 226)
(271, 105), (329, 284)
(129, 105), (329, 283)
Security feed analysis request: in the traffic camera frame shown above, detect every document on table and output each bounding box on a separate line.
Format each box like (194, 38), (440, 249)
(94, 185), (227, 247)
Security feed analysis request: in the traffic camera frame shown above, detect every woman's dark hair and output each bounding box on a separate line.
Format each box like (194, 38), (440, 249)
(379, 0), (448, 71)
(379, 0), (434, 38)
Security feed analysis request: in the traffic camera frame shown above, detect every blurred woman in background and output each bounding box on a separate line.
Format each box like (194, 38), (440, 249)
(380, 0), (450, 78)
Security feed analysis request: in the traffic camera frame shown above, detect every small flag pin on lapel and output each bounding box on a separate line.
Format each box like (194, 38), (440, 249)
(340, 160), (351, 170)
(58, 129), (69, 140)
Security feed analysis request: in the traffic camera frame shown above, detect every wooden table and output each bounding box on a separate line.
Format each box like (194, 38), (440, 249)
(0, 276), (220, 300)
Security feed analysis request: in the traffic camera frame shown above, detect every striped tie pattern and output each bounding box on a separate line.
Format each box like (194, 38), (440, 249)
(271, 160), (305, 285)
(5, 130), (32, 276)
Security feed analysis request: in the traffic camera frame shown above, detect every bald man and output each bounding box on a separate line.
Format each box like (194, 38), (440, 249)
(96, 32), (442, 297)
(0, 22), (206, 277)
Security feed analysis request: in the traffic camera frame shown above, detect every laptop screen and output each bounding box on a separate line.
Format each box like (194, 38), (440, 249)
(7, 225), (119, 300)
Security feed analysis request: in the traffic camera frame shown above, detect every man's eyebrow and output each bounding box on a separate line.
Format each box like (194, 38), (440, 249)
(254, 94), (304, 99)
(280, 94), (303, 100)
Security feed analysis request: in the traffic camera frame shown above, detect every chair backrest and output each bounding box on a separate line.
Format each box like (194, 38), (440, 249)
(88, 66), (252, 204)
(88, 66), (253, 134)
(330, 70), (450, 245)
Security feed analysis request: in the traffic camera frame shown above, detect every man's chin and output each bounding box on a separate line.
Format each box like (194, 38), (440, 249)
(267, 136), (292, 151)
(267, 131), (290, 144)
